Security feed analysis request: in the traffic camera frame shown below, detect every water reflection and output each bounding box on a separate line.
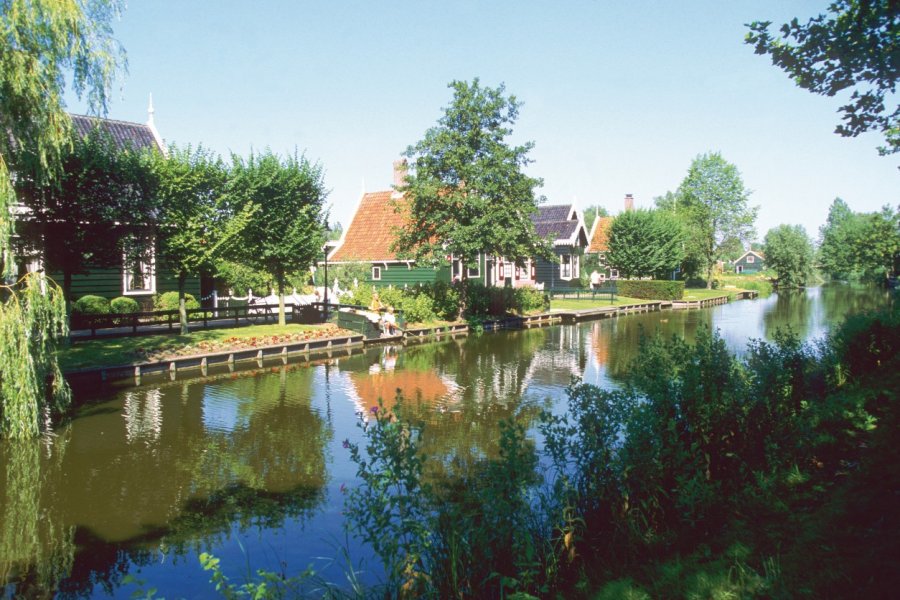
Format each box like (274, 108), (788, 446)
(0, 366), (329, 596)
(0, 285), (890, 597)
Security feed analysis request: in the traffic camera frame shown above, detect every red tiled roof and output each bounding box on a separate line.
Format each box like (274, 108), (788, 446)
(588, 217), (613, 253)
(329, 191), (410, 262)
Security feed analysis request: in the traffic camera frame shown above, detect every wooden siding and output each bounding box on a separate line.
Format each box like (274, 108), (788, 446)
(367, 263), (451, 288)
(535, 245), (582, 289)
(49, 267), (201, 302)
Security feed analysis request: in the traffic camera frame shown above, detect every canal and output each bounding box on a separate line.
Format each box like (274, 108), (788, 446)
(0, 285), (891, 597)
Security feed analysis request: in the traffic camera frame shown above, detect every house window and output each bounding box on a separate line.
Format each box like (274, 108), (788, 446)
(747, 255), (755, 264)
(467, 258), (480, 279)
(123, 239), (155, 295)
(504, 263), (513, 278)
(372, 266), (382, 281)
(610, 269), (619, 280)
(560, 254), (573, 280)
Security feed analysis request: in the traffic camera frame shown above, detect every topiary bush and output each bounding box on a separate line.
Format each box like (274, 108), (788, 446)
(110, 296), (140, 314)
(154, 291), (200, 312)
(73, 295), (110, 315)
(617, 280), (685, 301)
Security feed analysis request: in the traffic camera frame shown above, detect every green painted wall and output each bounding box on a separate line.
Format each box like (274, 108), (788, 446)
(734, 255), (765, 274)
(366, 263), (451, 288)
(49, 267), (201, 303)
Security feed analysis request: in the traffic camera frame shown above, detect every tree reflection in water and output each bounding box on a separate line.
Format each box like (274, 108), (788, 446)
(0, 365), (329, 597)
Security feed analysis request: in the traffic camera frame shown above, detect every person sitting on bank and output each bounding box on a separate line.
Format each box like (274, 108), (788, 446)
(381, 306), (398, 336)
(369, 291), (383, 312)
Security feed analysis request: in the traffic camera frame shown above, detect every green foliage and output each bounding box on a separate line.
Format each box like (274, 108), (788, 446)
(228, 149), (328, 325)
(395, 78), (553, 314)
(0, 0), (124, 278)
(72, 294), (110, 315)
(0, 274), (70, 438)
(0, 0), (122, 437)
(675, 152), (758, 288)
(763, 224), (814, 288)
(746, 0), (900, 155)
(344, 396), (554, 598)
(110, 296), (140, 314)
(14, 127), (157, 304)
(149, 144), (253, 333)
(616, 280), (685, 300)
(154, 291), (199, 312)
(818, 199), (900, 282)
(607, 208), (684, 279)
(312, 261), (369, 290)
(214, 260), (272, 297)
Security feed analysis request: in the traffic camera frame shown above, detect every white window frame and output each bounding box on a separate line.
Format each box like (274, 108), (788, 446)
(747, 255), (755, 264)
(122, 239), (156, 296)
(560, 254), (573, 280)
(467, 254), (480, 279)
(610, 269), (619, 280)
(372, 266), (382, 281)
(504, 263), (513, 279)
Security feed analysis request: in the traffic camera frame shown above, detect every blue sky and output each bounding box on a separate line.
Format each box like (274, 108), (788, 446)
(66, 1), (897, 241)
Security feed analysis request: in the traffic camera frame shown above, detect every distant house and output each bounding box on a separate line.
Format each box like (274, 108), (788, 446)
(329, 163), (589, 290)
(327, 163), (452, 287)
(586, 215), (617, 280)
(19, 105), (201, 305)
(528, 204), (589, 289)
(734, 250), (765, 274)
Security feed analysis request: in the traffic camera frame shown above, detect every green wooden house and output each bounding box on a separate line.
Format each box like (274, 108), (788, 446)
(327, 188), (452, 287)
(21, 109), (200, 306)
(734, 250), (765, 274)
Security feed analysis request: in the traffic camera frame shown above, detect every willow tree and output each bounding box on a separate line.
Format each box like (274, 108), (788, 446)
(0, 0), (123, 438)
(228, 150), (328, 326)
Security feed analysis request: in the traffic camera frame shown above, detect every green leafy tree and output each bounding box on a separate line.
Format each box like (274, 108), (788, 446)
(851, 205), (900, 282)
(148, 145), (255, 334)
(15, 127), (156, 310)
(747, 1), (899, 155)
(228, 149), (327, 325)
(606, 208), (684, 279)
(0, 0), (123, 438)
(394, 79), (553, 314)
(676, 152), (758, 288)
(763, 224), (815, 288)
(818, 198), (861, 279)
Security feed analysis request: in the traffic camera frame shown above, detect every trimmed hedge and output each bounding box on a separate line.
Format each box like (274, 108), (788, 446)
(154, 291), (200, 312)
(110, 296), (140, 314)
(73, 295), (110, 315)
(616, 280), (684, 301)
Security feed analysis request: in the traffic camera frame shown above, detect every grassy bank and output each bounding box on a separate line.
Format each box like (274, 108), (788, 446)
(549, 295), (649, 310)
(59, 323), (353, 372)
(680, 288), (734, 301)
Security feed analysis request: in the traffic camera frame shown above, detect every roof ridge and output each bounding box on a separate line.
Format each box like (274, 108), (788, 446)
(69, 113), (151, 128)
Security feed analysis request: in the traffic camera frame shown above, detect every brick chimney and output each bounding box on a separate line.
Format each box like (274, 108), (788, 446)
(392, 159), (408, 198)
(624, 193), (634, 212)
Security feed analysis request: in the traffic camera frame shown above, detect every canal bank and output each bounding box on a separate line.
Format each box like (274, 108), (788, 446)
(62, 292), (761, 385)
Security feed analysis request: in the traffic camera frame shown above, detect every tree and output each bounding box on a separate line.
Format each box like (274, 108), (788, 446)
(0, 0), (123, 438)
(819, 199), (900, 282)
(394, 79), (553, 314)
(747, 1), (899, 155)
(14, 127), (156, 310)
(851, 205), (900, 282)
(676, 153), (758, 288)
(818, 198), (860, 279)
(149, 145), (255, 334)
(228, 150), (327, 325)
(763, 224), (815, 288)
(582, 205), (609, 233)
(606, 208), (684, 279)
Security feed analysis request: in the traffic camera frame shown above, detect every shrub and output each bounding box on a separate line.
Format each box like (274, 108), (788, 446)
(401, 293), (436, 324)
(110, 296), (140, 314)
(154, 291), (200, 312)
(514, 287), (548, 313)
(426, 281), (460, 321)
(73, 295), (110, 315)
(616, 279), (684, 301)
